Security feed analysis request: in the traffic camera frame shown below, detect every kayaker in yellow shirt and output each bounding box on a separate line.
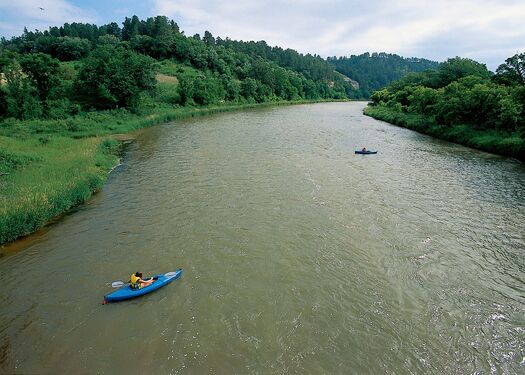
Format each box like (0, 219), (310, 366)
(130, 272), (155, 289)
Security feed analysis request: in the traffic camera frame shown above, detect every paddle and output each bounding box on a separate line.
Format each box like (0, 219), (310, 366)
(110, 271), (178, 288)
(111, 280), (128, 288)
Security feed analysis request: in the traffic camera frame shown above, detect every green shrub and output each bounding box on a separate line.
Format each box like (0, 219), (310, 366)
(365, 105), (525, 160)
(0, 149), (42, 174)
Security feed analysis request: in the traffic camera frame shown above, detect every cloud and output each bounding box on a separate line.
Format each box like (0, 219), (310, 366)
(150, 0), (525, 69)
(0, 0), (522, 70)
(0, 0), (97, 36)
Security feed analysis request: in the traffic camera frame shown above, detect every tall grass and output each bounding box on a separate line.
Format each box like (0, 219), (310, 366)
(0, 136), (119, 244)
(1, 99), (343, 139)
(364, 105), (525, 160)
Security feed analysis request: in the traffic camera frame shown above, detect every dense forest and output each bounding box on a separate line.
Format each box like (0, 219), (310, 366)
(365, 55), (525, 159)
(0, 15), (357, 122)
(0, 15), (447, 124)
(329, 53), (439, 97)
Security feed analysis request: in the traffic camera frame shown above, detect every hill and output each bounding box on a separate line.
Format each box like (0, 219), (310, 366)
(0, 15), (356, 121)
(329, 52), (440, 97)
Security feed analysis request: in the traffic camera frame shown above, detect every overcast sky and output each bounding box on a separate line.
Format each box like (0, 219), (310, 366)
(0, 0), (523, 70)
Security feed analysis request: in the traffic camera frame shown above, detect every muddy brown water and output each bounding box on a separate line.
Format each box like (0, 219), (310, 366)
(1, 102), (524, 374)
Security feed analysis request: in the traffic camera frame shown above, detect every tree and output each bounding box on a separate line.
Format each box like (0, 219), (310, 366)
(152, 16), (171, 38)
(370, 88), (390, 105)
(101, 22), (121, 37)
(407, 86), (441, 114)
(122, 16), (140, 41)
(222, 76), (240, 101)
(191, 74), (223, 105)
(437, 57), (491, 87)
(97, 34), (121, 46)
(3, 59), (42, 119)
(495, 53), (525, 86)
(130, 35), (154, 55)
(19, 53), (60, 103)
(203, 31), (215, 45)
(55, 36), (91, 60)
(498, 96), (522, 131)
(303, 79), (318, 99)
(0, 88), (7, 118)
(240, 78), (257, 100)
(74, 45), (156, 109)
(331, 53), (439, 96)
(177, 76), (195, 105)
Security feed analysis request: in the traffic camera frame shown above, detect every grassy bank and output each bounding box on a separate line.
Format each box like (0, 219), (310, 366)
(0, 136), (120, 244)
(364, 105), (525, 160)
(0, 99), (343, 245)
(0, 100), (341, 139)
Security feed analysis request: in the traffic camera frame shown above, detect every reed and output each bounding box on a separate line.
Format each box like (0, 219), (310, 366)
(0, 136), (119, 244)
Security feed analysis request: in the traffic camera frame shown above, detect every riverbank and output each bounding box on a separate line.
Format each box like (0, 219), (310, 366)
(364, 105), (525, 161)
(0, 99), (346, 245)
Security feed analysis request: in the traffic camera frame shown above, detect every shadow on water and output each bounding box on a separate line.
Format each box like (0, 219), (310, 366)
(0, 339), (11, 371)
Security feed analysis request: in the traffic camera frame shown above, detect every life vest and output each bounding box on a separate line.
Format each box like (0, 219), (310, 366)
(130, 274), (141, 289)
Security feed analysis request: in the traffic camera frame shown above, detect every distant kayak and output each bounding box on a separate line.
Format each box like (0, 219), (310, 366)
(355, 150), (378, 154)
(104, 269), (182, 303)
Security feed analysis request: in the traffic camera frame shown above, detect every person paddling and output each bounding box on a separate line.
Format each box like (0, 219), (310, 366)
(130, 272), (155, 289)
(361, 147), (367, 152)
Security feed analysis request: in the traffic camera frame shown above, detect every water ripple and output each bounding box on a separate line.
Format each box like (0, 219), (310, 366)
(0, 102), (524, 374)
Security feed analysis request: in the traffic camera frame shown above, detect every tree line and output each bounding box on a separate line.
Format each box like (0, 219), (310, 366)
(329, 53), (440, 98)
(0, 16), (357, 121)
(368, 54), (525, 141)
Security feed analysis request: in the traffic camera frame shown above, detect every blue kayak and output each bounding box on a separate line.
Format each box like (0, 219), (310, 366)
(104, 269), (182, 303)
(355, 150), (378, 154)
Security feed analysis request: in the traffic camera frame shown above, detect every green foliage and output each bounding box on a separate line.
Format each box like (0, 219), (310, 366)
(407, 86), (441, 114)
(1, 14), (359, 116)
(365, 106), (525, 160)
(330, 52), (439, 97)
(156, 82), (180, 105)
(19, 53), (61, 102)
(74, 44), (156, 110)
(4, 64), (43, 120)
(240, 78), (258, 100)
(367, 53), (525, 159)
(46, 98), (81, 119)
(0, 148), (41, 174)
(370, 88), (390, 105)
(437, 57), (491, 87)
(0, 136), (118, 244)
(0, 88), (7, 117)
(55, 36), (92, 60)
(0, 52), (79, 120)
(176, 75), (195, 105)
(494, 53), (525, 86)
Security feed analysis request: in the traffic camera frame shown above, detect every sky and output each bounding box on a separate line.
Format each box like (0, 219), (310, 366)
(0, 0), (523, 70)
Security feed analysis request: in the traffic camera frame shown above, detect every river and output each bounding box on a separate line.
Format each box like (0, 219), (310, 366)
(1, 102), (524, 374)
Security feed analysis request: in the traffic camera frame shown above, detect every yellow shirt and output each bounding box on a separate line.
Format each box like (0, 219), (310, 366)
(130, 274), (141, 289)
